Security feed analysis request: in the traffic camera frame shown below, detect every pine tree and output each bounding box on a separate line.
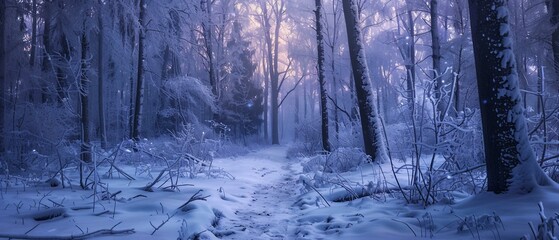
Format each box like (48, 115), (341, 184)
(220, 21), (263, 141)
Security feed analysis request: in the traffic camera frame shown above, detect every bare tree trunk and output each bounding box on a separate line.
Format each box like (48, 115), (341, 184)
(41, 1), (52, 103)
(131, 0), (146, 144)
(430, 0), (443, 118)
(261, 1), (283, 145)
(0, 0), (5, 153)
(327, 0), (342, 144)
(452, 0), (466, 114)
(261, 46), (269, 141)
(405, 9), (416, 110)
(549, 0), (559, 84)
(469, 0), (551, 193)
(315, 0), (331, 153)
(342, 0), (387, 161)
(98, 2), (107, 149)
(294, 85), (300, 140)
(56, 32), (71, 104)
(79, 21), (92, 189)
(201, 0), (217, 100)
(29, 0), (37, 67)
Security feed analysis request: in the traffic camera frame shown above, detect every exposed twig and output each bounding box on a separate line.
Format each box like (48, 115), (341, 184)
(150, 213), (175, 235)
(177, 190), (210, 210)
(392, 219), (417, 237)
(300, 181), (330, 207)
(24, 223), (41, 235)
(94, 210), (110, 216)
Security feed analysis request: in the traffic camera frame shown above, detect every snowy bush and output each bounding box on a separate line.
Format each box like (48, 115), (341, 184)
(523, 202), (559, 240)
(302, 148), (368, 174)
(287, 118), (322, 158)
(3, 104), (77, 174)
(334, 122), (364, 148)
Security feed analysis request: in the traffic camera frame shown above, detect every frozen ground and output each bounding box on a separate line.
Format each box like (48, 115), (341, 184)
(1, 145), (559, 239)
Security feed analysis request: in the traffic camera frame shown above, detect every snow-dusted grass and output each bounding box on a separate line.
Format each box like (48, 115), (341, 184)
(1, 145), (559, 239)
(294, 150), (559, 239)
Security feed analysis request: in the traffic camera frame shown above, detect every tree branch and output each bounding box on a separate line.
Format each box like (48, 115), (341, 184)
(277, 58), (293, 92)
(327, 94), (351, 120)
(278, 75), (304, 108)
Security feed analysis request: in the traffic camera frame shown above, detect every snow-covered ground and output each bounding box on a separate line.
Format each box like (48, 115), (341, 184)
(1, 145), (559, 239)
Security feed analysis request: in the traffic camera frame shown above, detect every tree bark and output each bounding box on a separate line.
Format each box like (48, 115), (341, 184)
(201, 0), (217, 100)
(468, 0), (551, 193)
(315, 0), (331, 152)
(98, 1), (107, 149)
(41, 0), (52, 103)
(0, 0), (5, 153)
(261, 1), (282, 145)
(131, 0), (146, 143)
(549, 0), (559, 83)
(405, 9), (416, 110)
(342, 0), (387, 161)
(79, 23), (92, 166)
(29, 0), (37, 67)
(430, 0), (443, 117)
(261, 45), (269, 141)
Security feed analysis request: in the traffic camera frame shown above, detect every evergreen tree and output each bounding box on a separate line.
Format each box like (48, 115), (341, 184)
(220, 21), (263, 140)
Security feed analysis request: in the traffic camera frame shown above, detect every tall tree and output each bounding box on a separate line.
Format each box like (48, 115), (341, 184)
(260, 0), (286, 145)
(201, 0), (217, 99)
(220, 21), (262, 141)
(549, 0), (559, 80)
(324, 0), (343, 143)
(29, 0), (38, 67)
(0, 0), (5, 153)
(79, 18), (92, 189)
(342, 0), (387, 161)
(131, 0), (146, 144)
(97, 0), (107, 149)
(315, 0), (331, 153)
(469, 0), (551, 193)
(430, 0), (443, 116)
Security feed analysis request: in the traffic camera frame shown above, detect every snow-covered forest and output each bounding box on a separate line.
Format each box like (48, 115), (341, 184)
(1, 0), (559, 239)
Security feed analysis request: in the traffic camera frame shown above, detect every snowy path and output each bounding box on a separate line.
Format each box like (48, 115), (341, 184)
(211, 146), (300, 239)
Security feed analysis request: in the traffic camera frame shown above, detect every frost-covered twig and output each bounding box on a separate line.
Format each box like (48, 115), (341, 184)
(392, 219), (417, 237)
(150, 213), (176, 235)
(150, 190), (209, 235)
(299, 181), (330, 207)
(177, 189), (210, 210)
